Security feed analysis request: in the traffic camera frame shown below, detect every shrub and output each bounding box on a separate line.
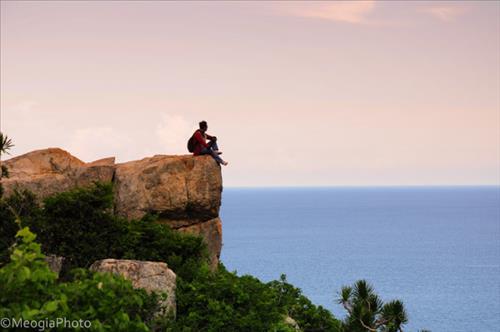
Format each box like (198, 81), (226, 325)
(170, 265), (343, 332)
(119, 215), (208, 281)
(269, 274), (341, 332)
(0, 227), (161, 331)
(0, 183), (209, 279)
(31, 183), (126, 270)
(172, 264), (287, 332)
(0, 189), (40, 264)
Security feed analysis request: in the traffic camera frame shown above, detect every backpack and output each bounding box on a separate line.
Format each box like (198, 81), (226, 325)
(187, 130), (199, 153)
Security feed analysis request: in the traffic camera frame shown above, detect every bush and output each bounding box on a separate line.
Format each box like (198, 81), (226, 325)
(269, 274), (341, 332)
(172, 264), (286, 332)
(171, 266), (342, 332)
(32, 183), (126, 270)
(118, 214), (208, 281)
(0, 189), (40, 264)
(0, 227), (161, 331)
(0, 183), (209, 280)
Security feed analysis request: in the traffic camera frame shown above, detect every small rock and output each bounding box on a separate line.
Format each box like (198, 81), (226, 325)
(44, 255), (64, 275)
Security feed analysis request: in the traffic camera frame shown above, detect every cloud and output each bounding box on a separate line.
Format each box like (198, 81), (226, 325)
(284, 1), (376, 25)
(155, 113), (193, 155)
(65, 126), (134, 162)
(421, 6), (465, 22)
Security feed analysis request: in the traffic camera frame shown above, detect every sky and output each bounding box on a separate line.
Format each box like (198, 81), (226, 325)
(1, 1), (499, 186)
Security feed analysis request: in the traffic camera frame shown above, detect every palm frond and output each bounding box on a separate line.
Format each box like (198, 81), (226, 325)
(338, 285), (352, 304)
(0, 132), (14, 155)
(381, 300), (408, 325)
(353, 279), (374, 302)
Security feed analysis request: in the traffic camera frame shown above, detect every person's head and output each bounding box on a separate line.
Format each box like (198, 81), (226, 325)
(199, 121), (208, 132)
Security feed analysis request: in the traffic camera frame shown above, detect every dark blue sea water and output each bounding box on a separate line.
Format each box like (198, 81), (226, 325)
(220, 187), (500, 332)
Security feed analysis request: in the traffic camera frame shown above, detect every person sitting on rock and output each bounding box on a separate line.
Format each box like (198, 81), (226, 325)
(191, 121), (228, 166)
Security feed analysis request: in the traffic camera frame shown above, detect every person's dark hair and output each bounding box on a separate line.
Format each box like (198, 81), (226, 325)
(199, 121), (208, 129)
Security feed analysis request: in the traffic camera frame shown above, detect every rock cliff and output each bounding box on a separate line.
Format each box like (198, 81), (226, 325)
(2, 148), (223, 267)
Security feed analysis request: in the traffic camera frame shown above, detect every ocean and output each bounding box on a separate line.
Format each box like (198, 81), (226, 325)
(219, 186), (500, 332)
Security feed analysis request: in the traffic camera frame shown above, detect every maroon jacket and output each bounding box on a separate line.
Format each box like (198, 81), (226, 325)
(192, 130), (214, 156)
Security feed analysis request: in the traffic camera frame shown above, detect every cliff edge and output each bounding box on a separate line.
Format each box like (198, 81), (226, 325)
(2, 148), (223, 267)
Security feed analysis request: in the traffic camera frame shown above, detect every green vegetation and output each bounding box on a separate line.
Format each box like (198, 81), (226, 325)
(269, 275), (341, 332)
(0, 131), (14, 197)
(172, 267), (341, 332)
(338, 280), (409, 332)
(0, 226), (161, 331)
(0, 183), (208, 280)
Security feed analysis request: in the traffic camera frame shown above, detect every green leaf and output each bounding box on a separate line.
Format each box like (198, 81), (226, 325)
(18, 266), (31, 281)
(16, 227), (36, 243)
(44, 301), (58, 313)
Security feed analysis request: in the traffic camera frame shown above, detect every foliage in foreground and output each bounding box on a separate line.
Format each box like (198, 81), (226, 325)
(172, 266), (342, 332)
(0, 226), (161, 331)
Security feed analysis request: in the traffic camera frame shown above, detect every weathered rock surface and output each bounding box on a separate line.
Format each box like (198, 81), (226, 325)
(90, 259), (176, 315)
(176, 217), (223, 268)
(2, 148), (115, 199)
(45, 255), (65, 275)
(114, 154), (222, 223)
(284, 316), (301, 331)
(2, 148), (224, 267)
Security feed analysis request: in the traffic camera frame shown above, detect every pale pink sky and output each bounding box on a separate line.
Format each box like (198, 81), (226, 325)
(1, 1), (499, 186)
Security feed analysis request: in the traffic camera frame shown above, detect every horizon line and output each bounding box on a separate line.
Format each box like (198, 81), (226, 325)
(224, 184), (500, 189)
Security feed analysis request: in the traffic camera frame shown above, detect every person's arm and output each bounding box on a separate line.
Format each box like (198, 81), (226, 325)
(194, 131), (209, 148)
(206, 133), (217, 141)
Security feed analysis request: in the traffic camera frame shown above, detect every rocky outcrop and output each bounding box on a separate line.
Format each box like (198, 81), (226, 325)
(2, 148), (115, 199)
(114, 154), (222, 224)
(2, 148), (223, 267)
(90, 259), (176, 316)
(114, 154), (223, 267)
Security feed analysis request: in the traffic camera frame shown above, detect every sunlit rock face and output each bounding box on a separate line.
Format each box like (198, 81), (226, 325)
(90, 258), (177, 316)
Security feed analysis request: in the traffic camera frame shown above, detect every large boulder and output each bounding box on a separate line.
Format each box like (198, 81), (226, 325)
(2, 148), (224, 268)
(1, 148), (115, 199)
(114, 154), (222, 223)
(113, 154), (223, 268)
(90, 259), (176, 316)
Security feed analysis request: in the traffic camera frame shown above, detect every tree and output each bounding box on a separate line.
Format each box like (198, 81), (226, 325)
(338, 280), (408, 332)
(0, 132), (14, 197)
(0, 132), (13, 154)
